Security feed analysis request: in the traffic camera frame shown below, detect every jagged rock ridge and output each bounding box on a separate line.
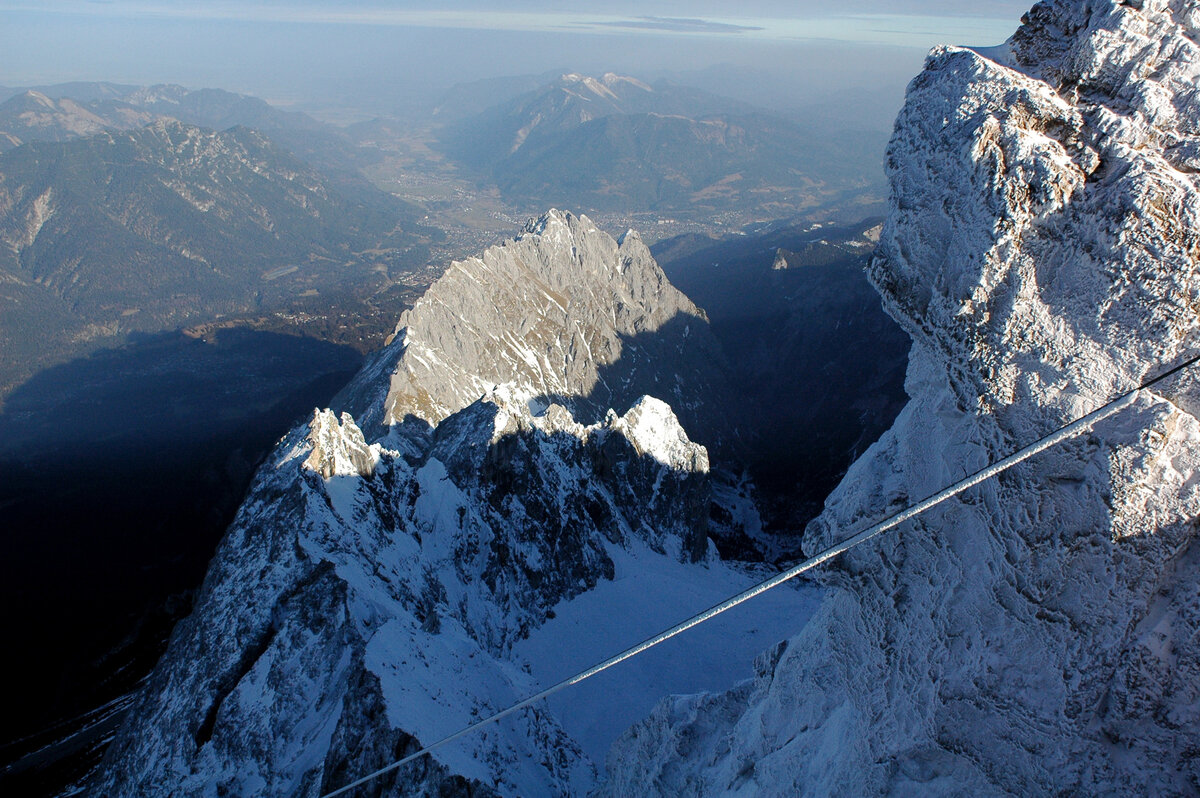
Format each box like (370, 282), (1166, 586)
(92, 212), (810, 796)
(351, 209), (733, 449)
(606, 2), (1200, 795)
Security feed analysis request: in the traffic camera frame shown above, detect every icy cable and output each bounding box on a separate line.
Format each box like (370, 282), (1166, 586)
(318, 354), (1200, 798)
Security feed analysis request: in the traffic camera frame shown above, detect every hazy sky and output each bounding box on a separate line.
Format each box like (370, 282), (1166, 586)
(0, 1), (1036, 120)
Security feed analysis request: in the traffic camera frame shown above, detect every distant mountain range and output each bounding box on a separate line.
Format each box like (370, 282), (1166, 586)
(0, 119), (435, 397)
(0, 75), (888, 224)
(0, 82), (363, 171)
(435, 72), (884, 215)
(0, 73), (894, 401)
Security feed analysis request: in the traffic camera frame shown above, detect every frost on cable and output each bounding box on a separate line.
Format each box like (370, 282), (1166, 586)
(606, 2), (1200, 795)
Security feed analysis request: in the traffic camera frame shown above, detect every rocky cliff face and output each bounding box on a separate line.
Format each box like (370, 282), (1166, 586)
(91, 211), (810, 796)
(352, 210), (729, 443)
(341, 208), (757, 546)
(606, 2), (1200, 794)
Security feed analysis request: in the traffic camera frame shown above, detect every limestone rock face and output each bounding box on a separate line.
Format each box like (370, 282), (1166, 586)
(357, 209), (729, 449)
(605, 2), (1200, 795)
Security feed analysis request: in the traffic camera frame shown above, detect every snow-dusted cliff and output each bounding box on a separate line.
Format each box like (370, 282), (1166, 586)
(605, 1), (1200, 794)
(91, 211), (811, 796)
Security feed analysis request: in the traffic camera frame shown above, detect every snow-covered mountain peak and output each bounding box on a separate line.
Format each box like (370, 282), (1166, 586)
(555, 73), (650, 102)
(616, 227), (642, 246)
(876, 0), (1200, 423)
(1008, 0), (1200, 180)
(468, 389), (710, 478)
(1, 90), (113, 140)
(1013, 1), (1199, 106)
(517, 206), (580, 240)
(607, 395), (710, 473)
(22, 90), (55, 109)
(92, 201), (785, 793)
(601, 72), (652, 92)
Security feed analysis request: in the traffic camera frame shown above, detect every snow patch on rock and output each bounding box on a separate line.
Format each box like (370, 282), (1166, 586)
(607, 395), (709, 473)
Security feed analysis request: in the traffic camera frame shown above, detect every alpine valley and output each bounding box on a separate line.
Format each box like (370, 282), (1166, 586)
(433, 72), (882, 216)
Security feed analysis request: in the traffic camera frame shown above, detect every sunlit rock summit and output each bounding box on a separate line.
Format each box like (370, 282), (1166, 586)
(362, 209), (725, 439)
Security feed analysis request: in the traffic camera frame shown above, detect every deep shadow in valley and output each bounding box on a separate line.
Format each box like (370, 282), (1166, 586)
(516, 220), (909, 557)
(0, 328), (362, 795)
(652, 220), (911, 542)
